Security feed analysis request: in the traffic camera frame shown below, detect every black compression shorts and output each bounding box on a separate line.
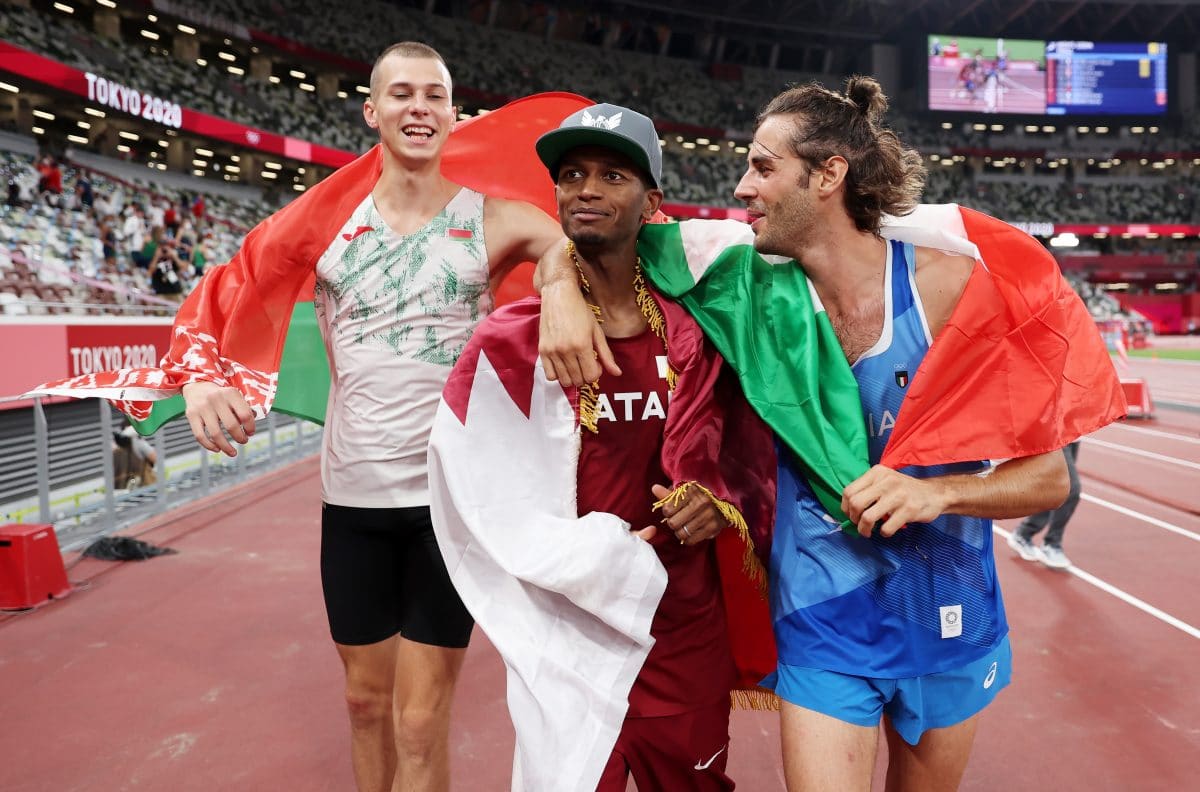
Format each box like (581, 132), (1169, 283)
(320, 502), (474, 648)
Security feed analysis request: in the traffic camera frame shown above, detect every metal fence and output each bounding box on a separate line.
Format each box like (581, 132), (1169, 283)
(0, 397), (321, 552)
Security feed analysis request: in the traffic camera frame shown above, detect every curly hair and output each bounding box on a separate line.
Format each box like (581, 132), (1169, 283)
(757, 76), (925, 234)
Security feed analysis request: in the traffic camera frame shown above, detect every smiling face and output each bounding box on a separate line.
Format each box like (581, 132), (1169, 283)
(555, 145), (662, 252)
(363, 54), (455, 165)
(733, 114), (820, 258)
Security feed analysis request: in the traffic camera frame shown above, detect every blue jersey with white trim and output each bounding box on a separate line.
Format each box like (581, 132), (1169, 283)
(771, 240), (1008, 678)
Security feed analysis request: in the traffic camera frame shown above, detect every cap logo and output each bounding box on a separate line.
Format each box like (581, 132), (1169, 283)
(581, 109), (623, 130)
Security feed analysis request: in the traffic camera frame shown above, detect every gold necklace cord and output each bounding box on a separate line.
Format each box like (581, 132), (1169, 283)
(565, 239), (677, 433)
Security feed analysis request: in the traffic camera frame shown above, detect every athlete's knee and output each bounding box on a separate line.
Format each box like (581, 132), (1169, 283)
(343, 680), (393, 730)
(394, 705), (450, 762)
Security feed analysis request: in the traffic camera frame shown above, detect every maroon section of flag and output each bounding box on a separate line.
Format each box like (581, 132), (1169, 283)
(342, 225), (373, 241)
(447, 228), (474, 240)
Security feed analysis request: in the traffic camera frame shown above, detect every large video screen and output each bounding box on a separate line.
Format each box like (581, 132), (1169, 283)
(1046, 41), (1167, 115)
(928, 36), (1047, 114)
(927, 35), (1167, 116)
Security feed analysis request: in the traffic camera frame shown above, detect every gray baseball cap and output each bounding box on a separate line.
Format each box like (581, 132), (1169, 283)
(536, 103), (662, 188)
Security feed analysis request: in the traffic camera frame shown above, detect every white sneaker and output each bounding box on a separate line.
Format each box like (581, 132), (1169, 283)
(1039, 545), (1072, 570)
(1006, 532), (1040, 562)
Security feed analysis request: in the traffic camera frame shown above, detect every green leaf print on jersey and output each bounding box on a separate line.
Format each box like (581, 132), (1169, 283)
(414, 325), (464, 367)
(331, 201), (488, 366)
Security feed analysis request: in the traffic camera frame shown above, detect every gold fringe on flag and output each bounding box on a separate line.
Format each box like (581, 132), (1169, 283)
(578, 382), (600, 434)
(730, 687), (781, 711)
(653, 480), (768, 596)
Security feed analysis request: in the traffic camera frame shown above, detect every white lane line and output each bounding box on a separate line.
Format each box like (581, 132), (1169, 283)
(1079, 492), (1200, 543)
(1080, 437), (1200, 471)
(994, 526), (1200, 641)
(1104, 423), (1200, 446)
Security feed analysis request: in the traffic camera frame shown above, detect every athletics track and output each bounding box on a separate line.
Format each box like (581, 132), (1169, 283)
(2, 359), (1197, 791)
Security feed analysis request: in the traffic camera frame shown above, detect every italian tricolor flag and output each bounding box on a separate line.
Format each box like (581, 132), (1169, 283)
(26, 93), (593, 429)
(637, 204), (1127, 524)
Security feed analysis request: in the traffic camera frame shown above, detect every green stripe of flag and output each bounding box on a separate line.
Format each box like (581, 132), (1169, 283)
(131, 301), (330, 435)
(638, 221), (870, 525)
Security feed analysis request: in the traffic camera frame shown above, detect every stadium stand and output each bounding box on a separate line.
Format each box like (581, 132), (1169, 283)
(0, 0), (1196, 326)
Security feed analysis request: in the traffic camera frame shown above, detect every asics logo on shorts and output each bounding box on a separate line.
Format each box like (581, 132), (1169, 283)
(983, 661), (998, 689)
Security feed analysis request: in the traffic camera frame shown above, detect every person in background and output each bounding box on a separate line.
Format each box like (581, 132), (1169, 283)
(1007, 441), (1081, 569)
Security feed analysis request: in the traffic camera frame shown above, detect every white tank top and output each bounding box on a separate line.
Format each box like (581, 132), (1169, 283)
(315, 188), (492, 507)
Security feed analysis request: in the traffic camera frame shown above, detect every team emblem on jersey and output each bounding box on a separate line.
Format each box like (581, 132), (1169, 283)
(895, 369), (909, 388)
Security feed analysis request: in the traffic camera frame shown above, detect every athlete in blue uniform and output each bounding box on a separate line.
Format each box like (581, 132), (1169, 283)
(732, 79), (1068, 792)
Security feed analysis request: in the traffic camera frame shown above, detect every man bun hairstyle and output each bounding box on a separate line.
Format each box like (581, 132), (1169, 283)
(757, 75), (925, 234)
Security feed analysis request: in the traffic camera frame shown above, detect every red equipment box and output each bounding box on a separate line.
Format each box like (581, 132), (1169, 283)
(0, 524), (71, 610)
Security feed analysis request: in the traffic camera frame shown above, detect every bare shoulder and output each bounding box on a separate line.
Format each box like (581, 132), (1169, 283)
(913, 245), (976, 336)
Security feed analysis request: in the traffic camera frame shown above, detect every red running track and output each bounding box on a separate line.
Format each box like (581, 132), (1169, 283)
(2, 368), (1198, 790)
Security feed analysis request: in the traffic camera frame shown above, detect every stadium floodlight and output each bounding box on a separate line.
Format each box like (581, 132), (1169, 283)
(1155, 283), (1179, 290)
(299, 83), (315, 92)
(156, 163), (166, 170)
(1077, 126), (1089, 133)
(1130, 126), (1144, 134)
(140, 30), (159, 41)
(940, 159), (954, 166)
(53, 3), (74, 14)
(192, 159), (208, 167)
(1042, 125), (1055, 133)
(265, 161), (283, 170)
(77, 120), (90, 129)
(294, 184), (307, 192)
(989, 124), (1002, 132)
(1096, 126), (1109, 134)
(195, 148), (214, 157)
(269, 75), (281, 84)
(31, 126), (44, 135)
(734, 146), (748, 154)
(696, 138), (709, 145)
(228, 66), (245, 76)
(97, 0), (115, 6)
(290, 70), (306, 79)
(117, 144), (130, 153)
(337, 90), (348, 99)
(158, 139), (169, 147)
(67, 134), (88, 144)
(119, 130), (139, 140)
(193, 169), (206, 177)
(972, 123), (986, 131)
(178, 24), (197, 35)
(707, 144), (720, 152)
(33, 109), (55, 120)
(85, 107), (105, 117)
(148, 14), (158, 22)
(219, 52), (237, 62)
(682, 142), (696, 149)
(1048, 233), (1079, 248)
(356, 85), (370, 95)
(230, 154), (240, 162)
(225, 165), (241, 173)
(1149, 126), (1159, 133)
(1171, 232), (1186, 239)
(1024, 125), (1038, 133)
(261, 171), (278, 179)
(0, 81), (17, 94)
(298, 167), (306, 174)
(941, 123), (952, 130)
(197, 58), (208, 67)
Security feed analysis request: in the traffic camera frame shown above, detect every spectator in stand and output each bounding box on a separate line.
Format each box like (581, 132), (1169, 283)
(122, 203), (147, 255)
(132, 225), (164, 270)
(100, 215), (120, 273)
(36, 155), (63, 202)
(164, 199), (179, 233)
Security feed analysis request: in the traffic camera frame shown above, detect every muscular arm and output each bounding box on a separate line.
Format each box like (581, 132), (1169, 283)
(482, 197), (563, 283)
(842, 450), (1070, 538)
